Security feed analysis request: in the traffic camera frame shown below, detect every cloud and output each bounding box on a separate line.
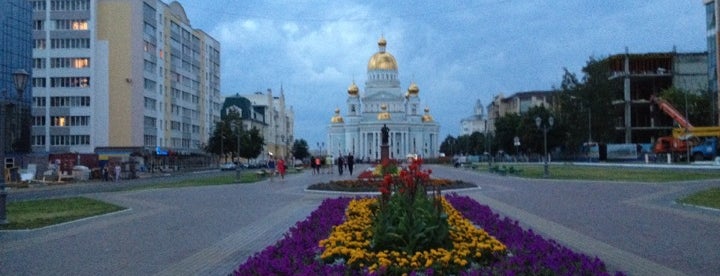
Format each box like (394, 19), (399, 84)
(184, 0), (706, 145)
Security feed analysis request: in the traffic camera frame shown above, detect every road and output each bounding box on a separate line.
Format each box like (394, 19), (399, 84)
(1, 165), (719, 275)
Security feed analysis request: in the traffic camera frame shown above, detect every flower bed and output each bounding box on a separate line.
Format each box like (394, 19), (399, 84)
(306, 178), (476, 192)
(234, 194), (622, 275)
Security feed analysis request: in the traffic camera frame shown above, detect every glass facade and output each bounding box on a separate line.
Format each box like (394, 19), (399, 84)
(0, 0), (33, 154)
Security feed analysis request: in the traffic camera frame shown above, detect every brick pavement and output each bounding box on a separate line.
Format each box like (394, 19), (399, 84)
(1, 165), (718, 275)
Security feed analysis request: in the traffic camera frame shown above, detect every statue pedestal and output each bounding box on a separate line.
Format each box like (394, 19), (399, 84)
(380, 145), (389, 162)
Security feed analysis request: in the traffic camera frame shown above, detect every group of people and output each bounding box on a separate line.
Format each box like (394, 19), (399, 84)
(266, 157), (287, 181)
(310, 154), (355, 176)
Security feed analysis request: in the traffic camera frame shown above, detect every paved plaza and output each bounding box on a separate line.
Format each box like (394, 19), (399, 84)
(1, 165), (719, 275)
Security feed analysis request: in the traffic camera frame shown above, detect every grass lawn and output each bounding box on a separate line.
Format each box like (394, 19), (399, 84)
(472, 163), (720, 182)
(0, 197), (125, 230)
(679, 187), (720, 209)
(129, 171), (263, 191)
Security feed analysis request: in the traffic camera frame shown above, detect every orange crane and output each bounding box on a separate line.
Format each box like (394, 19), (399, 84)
(650, 95), (692, 158)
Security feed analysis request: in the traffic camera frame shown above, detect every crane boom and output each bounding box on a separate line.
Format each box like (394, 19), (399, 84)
(650, 95), (693, 129)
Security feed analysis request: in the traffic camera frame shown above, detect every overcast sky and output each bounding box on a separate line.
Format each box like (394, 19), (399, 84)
(177, 0), (706, 148)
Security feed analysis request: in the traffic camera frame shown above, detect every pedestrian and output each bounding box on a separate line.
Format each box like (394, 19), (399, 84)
(267, 158), (276, 181)
(114, 163), (121, 182)
(101, 165), (108, 181)
(277, 158), (286, 180)
(314, 156), (321, 175)
(347, 153), (355, 175)
(337, 156), (344, 175)
(325, 155), (334, 174)
(310, 156), (316, 175)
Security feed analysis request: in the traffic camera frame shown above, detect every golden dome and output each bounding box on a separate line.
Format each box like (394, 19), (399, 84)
(367, 37), (398, 71)
(331, 108), (344, 123)
(407, 82), (419, 95)
(422, 107), (434, 122)
(347, 81), (359, 96)
(377, 104), (391, 120)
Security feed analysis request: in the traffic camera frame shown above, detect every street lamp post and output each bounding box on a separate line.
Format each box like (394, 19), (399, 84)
(0, 69), (29, 224)
(513, 136), (520, 162)
(233, 122), (241, 180)
(535, 116), (554, 178)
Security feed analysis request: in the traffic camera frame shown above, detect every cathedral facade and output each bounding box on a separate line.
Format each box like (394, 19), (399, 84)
(327, 37), (440, 161)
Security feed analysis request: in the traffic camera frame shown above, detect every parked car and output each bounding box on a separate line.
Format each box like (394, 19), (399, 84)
(220, 162), (237, 171)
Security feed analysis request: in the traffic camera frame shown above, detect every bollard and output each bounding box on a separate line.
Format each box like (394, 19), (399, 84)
(667, 154), (671, 164)
(645, 153), (649, 164)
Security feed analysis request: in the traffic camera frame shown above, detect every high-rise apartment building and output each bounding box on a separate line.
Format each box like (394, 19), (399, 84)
(1, 0), (33, 157)
(30, 0), (221, 155)
(705, 0), (719, 125)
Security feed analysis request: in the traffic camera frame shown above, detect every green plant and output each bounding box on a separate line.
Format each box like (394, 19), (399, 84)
(371, 158), (452, 254)
(1, 197), (125, 230)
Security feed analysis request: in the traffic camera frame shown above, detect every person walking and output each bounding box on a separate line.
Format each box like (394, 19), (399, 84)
(347, 153), (355, 175)
(114, 163), (121, 182)
(325, 155), (334, 174)
(277, 158), (286, 180)
(314, 156), (321, 175)
(310, 156), (316, 175)
(267, 158), (276, 181)
(336, 156), (344, 175)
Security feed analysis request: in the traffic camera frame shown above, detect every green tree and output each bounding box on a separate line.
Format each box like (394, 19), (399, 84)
(205, 110), (264, 160)
(556, 58), (619, 154)
(291, 139), (310, 160)
(439, 135), (458, 156)
(493, 113), (522, 155)
(659, 87), (714, 127)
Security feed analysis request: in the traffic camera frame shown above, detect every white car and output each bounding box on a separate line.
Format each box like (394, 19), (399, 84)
(220, 162), (237, 171)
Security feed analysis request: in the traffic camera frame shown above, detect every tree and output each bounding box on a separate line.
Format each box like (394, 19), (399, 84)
(556, 58), (619, 155)
(493, 113), (521, 155)
(659, 87), (714, 127)
(440, 135), (458, 156)
(205, 110), (264, 161)
(291, 139), (310, 160)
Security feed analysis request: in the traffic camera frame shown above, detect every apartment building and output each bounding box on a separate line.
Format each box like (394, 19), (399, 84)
(485, 90), (554, 133)
(222, 88), (295, 161)
(30, 0), (221, 155)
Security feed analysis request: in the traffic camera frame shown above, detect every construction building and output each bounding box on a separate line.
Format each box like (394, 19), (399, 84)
(607, 50), (707, 144)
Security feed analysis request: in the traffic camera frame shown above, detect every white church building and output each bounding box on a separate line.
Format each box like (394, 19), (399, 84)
(327, 37), (440, 161)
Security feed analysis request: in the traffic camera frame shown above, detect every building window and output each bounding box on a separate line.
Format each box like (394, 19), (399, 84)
(33, 97), (47, 107)
(31, 1), (47, 11)
(32, 78), (46, 88)
(51, 38), (90, 49)
(33, 116), (46, 126)
(144, 135), (157, 147)
(32, 135), (46, 146)
(50, 116), (89, 126)
(144, 78), (156, 91)
(34, 39), (46, 49)
(33, 58), (46, 69)
(33, 20), (44, 30)
(50, 96), (90, 107)
(50, 135), (90, 145)
(50, 77), (90, 88)
(54, 19), (88, 30)
(50, 0), (90, 11)
(144, 97), (157, 110)
(50, 57), (90, 68)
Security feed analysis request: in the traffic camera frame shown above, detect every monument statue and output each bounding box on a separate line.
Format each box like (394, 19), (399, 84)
(381, 124), (389, 145)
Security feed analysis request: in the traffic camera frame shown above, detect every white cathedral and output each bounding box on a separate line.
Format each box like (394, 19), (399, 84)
(327, 37), (440, 161)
